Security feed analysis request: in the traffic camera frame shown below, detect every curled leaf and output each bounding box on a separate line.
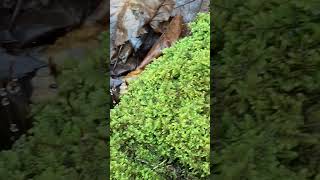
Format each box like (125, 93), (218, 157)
(137, 15), (183, 70)
(111, 0), (175, 46)
(124, 15), (183, 80)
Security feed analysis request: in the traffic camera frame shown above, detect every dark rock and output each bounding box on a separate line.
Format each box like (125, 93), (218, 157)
(0, 52), (47, 80)
(0, 50), (46, 149)
(0, 76), (34, 150)
(110, 78), (123, 88)
(0, 0), (102, 47)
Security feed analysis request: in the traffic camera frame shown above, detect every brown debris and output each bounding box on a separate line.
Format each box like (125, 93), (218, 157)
(110, 0), (175, 62)
(137, 15), (183, 70)
(110, 0), (208, 103)
(125, 15), (183, 80)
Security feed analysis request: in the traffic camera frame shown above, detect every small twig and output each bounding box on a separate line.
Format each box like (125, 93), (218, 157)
(9, 0), (23, 30)
(152, 159), (167, 170)
(112, 45), (123, 71)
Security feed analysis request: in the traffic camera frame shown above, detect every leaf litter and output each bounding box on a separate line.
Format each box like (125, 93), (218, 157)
(110, 0), (209, 106)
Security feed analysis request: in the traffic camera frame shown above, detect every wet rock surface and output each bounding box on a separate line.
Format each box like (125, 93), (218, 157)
(0, 0), (102, 47)
(0, 76), (34, 150)
(0, 50), (46, 80)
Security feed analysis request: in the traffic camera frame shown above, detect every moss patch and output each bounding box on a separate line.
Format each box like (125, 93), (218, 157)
(111, 13), (210, 179)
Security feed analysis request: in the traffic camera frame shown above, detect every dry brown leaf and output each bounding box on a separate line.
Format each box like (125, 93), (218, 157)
(124, 15), (183, 80)
(149, 0), (175, 33)
(137, 15), (183, 69)
(110, 0), (175, 61)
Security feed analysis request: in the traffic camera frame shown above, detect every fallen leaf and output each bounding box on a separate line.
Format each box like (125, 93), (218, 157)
(124, 15), (183, 80)
(110, 0), (175, 57)
(137, 15), (183, 70)
(124, 68), (143, 82)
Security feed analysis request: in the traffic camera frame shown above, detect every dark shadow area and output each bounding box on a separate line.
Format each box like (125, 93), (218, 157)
(0, 0), (107, 151)
(0, 0), (109, 179)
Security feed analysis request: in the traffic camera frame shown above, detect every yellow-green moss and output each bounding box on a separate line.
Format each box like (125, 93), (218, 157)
(111, 13), (210, 179)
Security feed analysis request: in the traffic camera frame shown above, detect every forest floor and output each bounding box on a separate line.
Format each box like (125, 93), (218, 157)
(110, 0), (210, 107)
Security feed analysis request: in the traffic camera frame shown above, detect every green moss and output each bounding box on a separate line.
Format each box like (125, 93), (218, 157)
(111, 13), (210, 179)
(213, 0), (320, 179)
(0, 33), (108, 180)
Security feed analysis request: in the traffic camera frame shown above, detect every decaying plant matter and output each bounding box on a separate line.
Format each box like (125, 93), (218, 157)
(125, 15), (183, 79)
(110, 0), (207, 105)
